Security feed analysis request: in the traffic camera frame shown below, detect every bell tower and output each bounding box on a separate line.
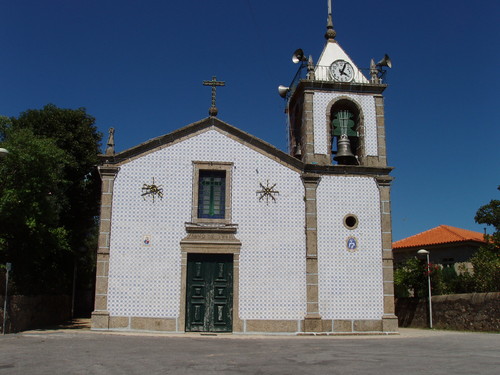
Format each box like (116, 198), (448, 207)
(285, 7), (390, 168)
(282, 1), (398, 334)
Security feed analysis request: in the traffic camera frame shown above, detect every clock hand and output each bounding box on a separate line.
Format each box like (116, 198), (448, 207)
(340, 63), (347, 75)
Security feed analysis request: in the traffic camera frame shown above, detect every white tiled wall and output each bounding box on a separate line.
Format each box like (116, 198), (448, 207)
(107, 129), (307, 320)
(316, 176), (383, 320)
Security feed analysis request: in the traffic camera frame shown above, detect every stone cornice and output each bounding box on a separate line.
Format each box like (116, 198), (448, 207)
(98, 165), (120, 177)
(184, 222), (239, 234)
(301, 173), (322, 185)
(96, 117), (393, 179)
(304, 163), (393, 177)
(375, 175), (394, 186)
(97, 117), (304, 172)
(291, 80), (387, 103)
(181, 222), (241, 247)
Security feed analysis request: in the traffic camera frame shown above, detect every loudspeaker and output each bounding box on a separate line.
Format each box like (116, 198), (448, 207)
(278, 85), (290, 98)
(292, 48), (307, 64)
(376, 54), (392, 68)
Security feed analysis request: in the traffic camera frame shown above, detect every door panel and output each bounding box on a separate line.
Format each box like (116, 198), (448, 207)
(186, 254), (233, 332)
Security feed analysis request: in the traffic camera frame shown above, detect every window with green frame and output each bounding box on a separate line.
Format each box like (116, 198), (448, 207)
(198, 170), (226, 219)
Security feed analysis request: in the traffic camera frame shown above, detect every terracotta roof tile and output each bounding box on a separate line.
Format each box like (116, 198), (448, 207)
(393, 225), (486, 249)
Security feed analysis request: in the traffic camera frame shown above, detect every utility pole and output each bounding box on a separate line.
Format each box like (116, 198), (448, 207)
(3, 263), (11, 335)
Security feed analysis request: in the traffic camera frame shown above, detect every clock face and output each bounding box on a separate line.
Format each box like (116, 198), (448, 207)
(330, 60), (354, 82)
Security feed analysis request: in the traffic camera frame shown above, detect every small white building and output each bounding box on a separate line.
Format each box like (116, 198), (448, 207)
(91, 12), (397, 335)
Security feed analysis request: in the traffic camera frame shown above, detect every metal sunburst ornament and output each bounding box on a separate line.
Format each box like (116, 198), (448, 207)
(256, 180), (279, 205)
(141, 177), (164, 202)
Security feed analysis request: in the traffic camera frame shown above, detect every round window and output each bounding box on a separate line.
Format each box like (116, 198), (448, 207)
(344, 214), (358, 230)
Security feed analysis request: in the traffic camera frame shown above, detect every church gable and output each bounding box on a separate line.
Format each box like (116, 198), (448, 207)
(102, 117), (302, 172)
(106, 125), (307, 320)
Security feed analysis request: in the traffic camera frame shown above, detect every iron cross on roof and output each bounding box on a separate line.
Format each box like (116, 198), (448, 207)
(203, 76), (225, 117)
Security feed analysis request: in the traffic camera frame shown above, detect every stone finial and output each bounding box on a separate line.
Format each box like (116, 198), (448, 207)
(370, 59), (380, 84)
(105, 127), (115, 156)
(306, 55), (316, 80)
(325, 13), (336, 40)
(208, 106), (218, 117)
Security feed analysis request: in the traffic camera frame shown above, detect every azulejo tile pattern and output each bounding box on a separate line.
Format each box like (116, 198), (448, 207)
(313, 92), (378, 157)
(108, 129), (306, 320)
(233, 157), (306, 320)
(316, 176), (383, 320)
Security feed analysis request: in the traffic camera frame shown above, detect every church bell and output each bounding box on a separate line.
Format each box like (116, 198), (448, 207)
(333, 134), (357, 165)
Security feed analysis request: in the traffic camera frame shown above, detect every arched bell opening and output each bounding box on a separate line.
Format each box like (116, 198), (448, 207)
(287, 96), (304, 160)
(330, 99), (361, 165)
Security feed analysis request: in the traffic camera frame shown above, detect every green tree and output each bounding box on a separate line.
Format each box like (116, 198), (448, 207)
(394, 258), (427, 297)
(472, 187), (500, 291)
(1, 105), (102, 295)
(0, 125), (71, 293)
(394, 257), (449, 297)
(474, 186), (500, 248)
(10, 104), (102, 253)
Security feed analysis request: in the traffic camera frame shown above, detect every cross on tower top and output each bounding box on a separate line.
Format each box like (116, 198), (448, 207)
(203, 76), (225, 117)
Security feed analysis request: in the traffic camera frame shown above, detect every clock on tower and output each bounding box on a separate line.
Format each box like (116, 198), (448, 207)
(282, 4), (391, 168)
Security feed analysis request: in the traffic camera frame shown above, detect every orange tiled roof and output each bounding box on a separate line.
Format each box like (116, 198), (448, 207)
(393, 225), (486, 249)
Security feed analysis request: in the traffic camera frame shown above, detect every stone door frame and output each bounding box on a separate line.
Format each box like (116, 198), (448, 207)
(179, 223), (242, 333)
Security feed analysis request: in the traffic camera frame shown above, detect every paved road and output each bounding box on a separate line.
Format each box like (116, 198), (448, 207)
(0, 328), (499, 374)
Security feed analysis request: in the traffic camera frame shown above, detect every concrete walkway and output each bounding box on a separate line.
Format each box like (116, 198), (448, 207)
(2, 322), (499, 374)
(20, 318), (487, 339)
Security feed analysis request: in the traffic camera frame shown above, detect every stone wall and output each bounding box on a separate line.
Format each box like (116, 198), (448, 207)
(396, 292), (500, 332)
(0, 295), (71, 333)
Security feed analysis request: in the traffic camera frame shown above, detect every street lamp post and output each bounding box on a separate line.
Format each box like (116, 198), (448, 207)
(1, 148), (9, 334)
(417, 249), (433, 328)
(2, 263), (11, 335)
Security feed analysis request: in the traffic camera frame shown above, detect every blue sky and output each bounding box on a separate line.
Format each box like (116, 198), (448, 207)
(1, 0), (498, 241)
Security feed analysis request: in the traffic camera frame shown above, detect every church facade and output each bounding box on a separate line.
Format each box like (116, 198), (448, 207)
(91, 13), (398, 334)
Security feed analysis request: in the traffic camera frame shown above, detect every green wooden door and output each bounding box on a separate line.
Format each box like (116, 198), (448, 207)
(186, 253), (233, 332)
